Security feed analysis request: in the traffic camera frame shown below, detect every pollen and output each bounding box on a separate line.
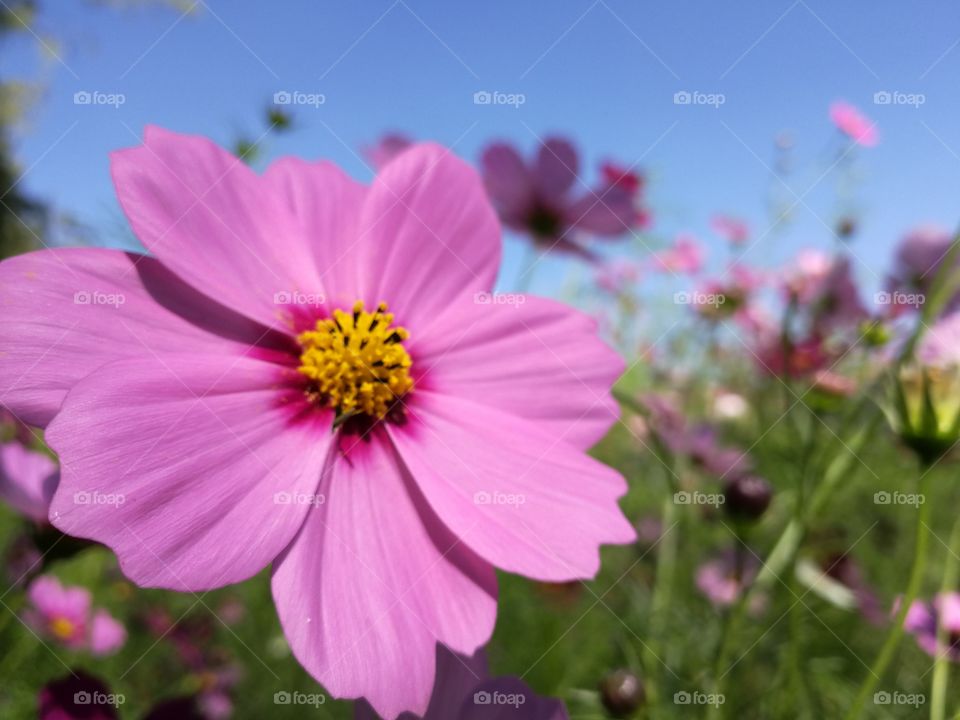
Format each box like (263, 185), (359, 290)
(297, 301), (414, 423)
(49, 617), (76, 640)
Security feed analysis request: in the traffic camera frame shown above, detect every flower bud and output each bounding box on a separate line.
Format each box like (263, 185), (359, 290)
(599, 669), (645, 717)
(723, 476), (773, 521)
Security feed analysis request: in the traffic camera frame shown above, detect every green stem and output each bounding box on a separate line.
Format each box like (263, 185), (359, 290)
(844, 470), (934, 720)
(931, 514), (960, 720)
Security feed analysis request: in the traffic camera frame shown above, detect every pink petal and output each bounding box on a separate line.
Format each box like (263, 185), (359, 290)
(390, 391), (635, 582)
(89, 609), (126, 656)
(46, 354), (331, 591)
(356, 143), (500, 335)
(272, 435), (497, 719)
(410, 295), (623, 449)
(566, 185), (636, 236)
(479, 143), (535, 227)
(0, 442), (58, 522)
(111, 126), (323, 331)
(533, 138), (579, 204)
(0, 248), (280, 427)
(264, 157), (368, 311)
(354, 645), (489, 720)
(27, 575), (91, 625)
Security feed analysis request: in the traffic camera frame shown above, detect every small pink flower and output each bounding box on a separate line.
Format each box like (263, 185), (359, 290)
(354, 644), (569, 720)
(481, 138), (647, 258)
(0, 128), (634, 718)
(650, 233), (703, 274)
(90, 609), (127, 656)
(25, 575), (91, 649)
(710, 214), (749, 246)
(362, 133), (413, 170)
(905, 593), (960, 661)
(829, 101), (878, 147)
(0, 441), (58, 523)
(696, 550), (759, 607)
(886, 225), (958, 316)
(595, 259), (642, 294)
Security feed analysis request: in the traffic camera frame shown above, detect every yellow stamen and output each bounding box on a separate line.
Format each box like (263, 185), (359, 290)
(49, 617), (76, 640)
(297, 301), (414, 421)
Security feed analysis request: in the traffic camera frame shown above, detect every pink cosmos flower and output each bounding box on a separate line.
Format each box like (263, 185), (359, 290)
(829, 101), (878, 147)
(696, 550), (760, 608)
(650, 233), (703, 274)
(886, 225), (958, 316)
(480, 138), (646, 258)
(0, 127), (633, 718)
(0, 441), (58, 522)
(904, 593), (960, 661)
(782, 250), (865, 334)
(710, 214), (749, 246)
(594, 258), (642, 294)
(25, 575), (91, 649)
(25, 575), (126, 655)
(363, 132), (414, 170)
(354, 644), (568, 720)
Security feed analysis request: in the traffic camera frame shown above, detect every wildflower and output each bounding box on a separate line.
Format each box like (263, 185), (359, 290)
(0, 441), (58, 523)
(0, 128), (633, 718)
(24, 575), (125, 655)
(829, 101), (878, 147)
(710, 214), (749, 246)
(904, 593), (960, 661)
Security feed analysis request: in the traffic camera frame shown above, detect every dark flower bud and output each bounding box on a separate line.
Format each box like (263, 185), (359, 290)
(723, 475), (772, 520)
(600, 668), (645, 717)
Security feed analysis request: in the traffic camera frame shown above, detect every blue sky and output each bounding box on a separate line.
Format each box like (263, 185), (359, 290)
(5, 0), (960, 297)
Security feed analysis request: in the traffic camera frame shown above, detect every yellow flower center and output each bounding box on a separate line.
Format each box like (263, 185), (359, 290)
(49, 616), (76, 640)
(297, 301), (414, 423)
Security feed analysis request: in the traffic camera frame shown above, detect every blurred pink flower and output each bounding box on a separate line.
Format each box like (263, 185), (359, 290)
(919, 311), (960, 366)
(90, 609), (127, 656)
(362, 132), (413, 170)
(481, 137), (647, 258)
(0, 127), (633, 718)
(25, 575), (91, 649)
(829, 101), (878, 147)
(25, 575), (126, 655)
(905, 593), (960, 661)
(782, 250), (865, 333)
(886, 225), (958, 316)
(595, 258), (642, 294)
(354, 644), (569, 720)
(650, 233), (703, 274)
(710, 214), (749, 246)
(0, 441), (58, 522)
(696, 550), (759, 607)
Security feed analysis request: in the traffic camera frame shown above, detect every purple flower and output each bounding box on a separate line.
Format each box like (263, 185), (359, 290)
(0, 441), (58, 523)
(38, 671), (119, 720)
(905, 593), (960, 661)
(696, 550), (760, 608)
(481, 137), (645, 258)
(886, 225), (958, 316)
(24, 575), (125, 655)
(355, 644), (568, 720)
